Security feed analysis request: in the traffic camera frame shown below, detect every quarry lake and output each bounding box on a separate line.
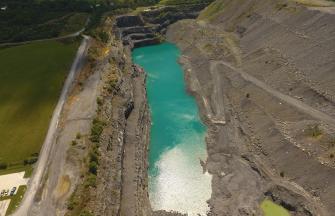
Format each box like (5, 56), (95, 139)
(132, 42), (212, 215)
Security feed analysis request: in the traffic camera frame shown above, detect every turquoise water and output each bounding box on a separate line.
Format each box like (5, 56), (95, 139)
(132, 42), (212, 215)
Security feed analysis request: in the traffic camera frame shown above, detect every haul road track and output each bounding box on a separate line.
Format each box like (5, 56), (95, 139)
(12, 36), (90, 216)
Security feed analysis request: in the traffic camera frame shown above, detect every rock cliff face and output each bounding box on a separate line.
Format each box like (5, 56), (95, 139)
(60, 1), (335, 215)
(167, 0), (335, 215)
(115, 4), (209, 49)
(87, 38), (152, 216)
(87, 18), (187, 216)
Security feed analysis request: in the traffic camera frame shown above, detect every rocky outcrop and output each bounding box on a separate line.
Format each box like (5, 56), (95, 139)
(116, 15), (145, 27)
(77, 31), (151, 215)
(167, 0), (335, 215)
(264, 186), (314, 216)
(140, 4), (205, 25)
(115, 18), (160, 48)
(64, 4), (214, 215)
(114, 4), (209, 49)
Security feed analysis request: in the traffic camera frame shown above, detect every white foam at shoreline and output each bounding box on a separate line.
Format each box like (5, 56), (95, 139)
(149, 134), (212, 216)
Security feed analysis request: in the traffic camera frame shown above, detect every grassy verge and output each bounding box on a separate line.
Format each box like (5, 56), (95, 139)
(0, 39), (80, 174)
(60, 13), (90, 36)
(3, 186), (27, 216)
(261, 199), (290, 216)
(65, 117), (104, 216)
(0, 166), (33, 178)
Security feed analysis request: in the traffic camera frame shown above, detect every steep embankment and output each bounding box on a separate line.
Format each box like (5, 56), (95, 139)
(66, 28), (152, 216)
(25, 18), (152, 215)
(113, 5), (212, 216)
(115, 4), (209, 48)
(167, 0), (335, 215)
(28, 5), (211, 215)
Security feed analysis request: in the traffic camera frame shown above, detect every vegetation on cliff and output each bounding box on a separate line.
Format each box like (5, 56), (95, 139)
(66, 29), (119, 215)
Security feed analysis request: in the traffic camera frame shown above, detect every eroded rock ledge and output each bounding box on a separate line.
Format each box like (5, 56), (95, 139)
(89, 39), (151, 215)
(167, 0), (335, 215)
(59, 1), (335, 215)
(82, 15), (192, 216)
(114, 4), (208, 49)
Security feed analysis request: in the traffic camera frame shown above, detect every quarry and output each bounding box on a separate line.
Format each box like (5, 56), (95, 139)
(1, 0), (335, 215)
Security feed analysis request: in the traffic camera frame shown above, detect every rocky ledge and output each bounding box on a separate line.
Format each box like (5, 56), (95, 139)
(167, 0), (335, 215)
(114, 4), (209, 49)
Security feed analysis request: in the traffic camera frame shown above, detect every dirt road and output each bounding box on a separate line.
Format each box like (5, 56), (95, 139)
(0, 28), (86, 47)
(12, 36), (90, 216)
(212, 61), (335, 126)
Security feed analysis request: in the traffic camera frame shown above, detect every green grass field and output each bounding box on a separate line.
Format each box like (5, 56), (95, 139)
(60, 13), (89, 36)
(0, 39), (80, 170)
(5, 185), (27, 215)
(261, 200), (290, 216)
(0, 185), (27, 216)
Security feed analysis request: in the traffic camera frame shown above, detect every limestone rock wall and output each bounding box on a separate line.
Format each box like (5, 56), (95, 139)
(86, 36), (152, 216)
(115, 4), (209, 49)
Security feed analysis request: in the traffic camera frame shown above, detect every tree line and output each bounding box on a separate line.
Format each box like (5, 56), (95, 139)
(0, 0), (160, 43)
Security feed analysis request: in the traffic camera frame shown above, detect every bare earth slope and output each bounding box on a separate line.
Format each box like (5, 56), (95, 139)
(167, 0), (335, 215)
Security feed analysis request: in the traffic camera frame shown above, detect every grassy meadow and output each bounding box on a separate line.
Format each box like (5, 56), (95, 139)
(0, 39), (79, 170)
(261, 200), (290, 216)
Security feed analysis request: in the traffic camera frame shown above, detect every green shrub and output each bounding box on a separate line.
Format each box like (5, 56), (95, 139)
(23, 157), (38, 165)
(98, 31), (109, 43)
(79, 210), (94, 216)
(0, 162), (8, 170)
(306, 124), (322, 137)
(108, 79), (117, 92)
(31, 152), (39, 157)
(87, 47), (99, 63)
(72, 140), (78, 146)
(89, 151), (99, 164)
(76, 133), (82, 139)
(96, 97), (103, 106)
(84, 174), (97, 188)
(90, 118), (105, 143)
(67, 198), (78, 210)
(89, 161), (98, 175)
